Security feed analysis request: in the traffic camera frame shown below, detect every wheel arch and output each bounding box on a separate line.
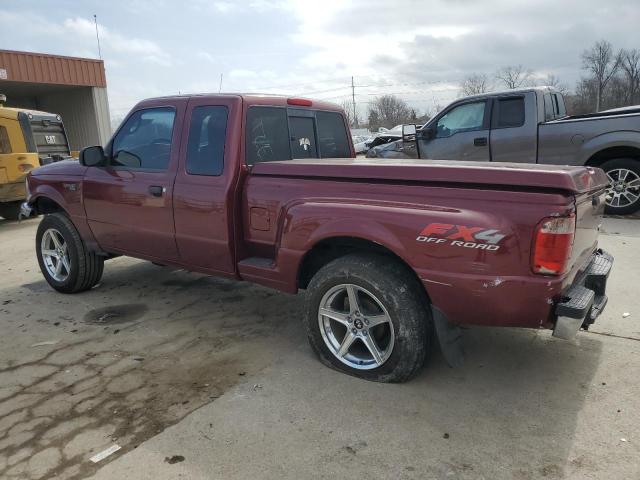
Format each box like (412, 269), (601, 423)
(32, 195), (68, 215)
(297, 236), (430, 303)
(585, 145), (640, 168)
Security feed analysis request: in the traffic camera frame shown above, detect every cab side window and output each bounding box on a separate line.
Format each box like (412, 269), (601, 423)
(316, 111), (351, 158)
(186, 106), (228, 176)
(245, 107), (291, 165)
(436, 101), (486, 138)
(543, 93), (555, 121)
(112, 107), (175, 170)
(495, 97), (525, 128)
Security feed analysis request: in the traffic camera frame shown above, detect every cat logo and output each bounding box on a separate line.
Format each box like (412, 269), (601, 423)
(45, 135), (57, 145)
(299, 138), (311, 151)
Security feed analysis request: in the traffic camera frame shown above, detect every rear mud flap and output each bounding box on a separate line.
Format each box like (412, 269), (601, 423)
(432, 305), (465, 368)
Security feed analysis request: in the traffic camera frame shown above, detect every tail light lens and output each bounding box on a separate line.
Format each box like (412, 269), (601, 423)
(532, 213), (575, 275)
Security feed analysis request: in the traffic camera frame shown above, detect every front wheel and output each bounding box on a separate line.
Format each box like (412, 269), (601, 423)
(36, 213), (104, 293)
(602, 158), (640, 215)
(304, 253), (430, 383)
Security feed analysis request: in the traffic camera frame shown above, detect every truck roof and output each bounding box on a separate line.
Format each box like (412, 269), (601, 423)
(135, 93), (343, 112)
(460, 85), (558, 102)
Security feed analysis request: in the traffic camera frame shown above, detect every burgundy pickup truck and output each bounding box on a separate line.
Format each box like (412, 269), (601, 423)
(22, 94), (613, 382)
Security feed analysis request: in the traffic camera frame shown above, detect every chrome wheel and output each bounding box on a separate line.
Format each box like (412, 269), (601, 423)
(318, 284), (394, 370)
(41, 228), (71, 282)
(606, 168), (640, 208)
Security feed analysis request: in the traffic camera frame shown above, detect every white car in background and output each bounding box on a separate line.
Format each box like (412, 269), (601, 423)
(352, 135), (371, 154)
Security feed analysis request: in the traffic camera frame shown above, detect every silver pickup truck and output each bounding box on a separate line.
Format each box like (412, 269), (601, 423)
(368, 86), (640, 214)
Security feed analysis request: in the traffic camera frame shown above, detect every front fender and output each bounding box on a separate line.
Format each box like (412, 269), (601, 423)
(28, 175), (99, 251)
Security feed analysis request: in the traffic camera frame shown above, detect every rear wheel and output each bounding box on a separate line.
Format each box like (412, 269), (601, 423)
(304, 253), (430, 383)
(602, 158), (640, 215)
(36, 213), (104, 293)
(0, 202), (21, 221)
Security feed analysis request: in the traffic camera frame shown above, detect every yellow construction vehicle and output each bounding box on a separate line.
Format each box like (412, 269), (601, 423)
(0, 94), (72, 220)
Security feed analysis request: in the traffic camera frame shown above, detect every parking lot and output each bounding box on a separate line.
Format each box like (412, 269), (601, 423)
(0, 215), (638, 480)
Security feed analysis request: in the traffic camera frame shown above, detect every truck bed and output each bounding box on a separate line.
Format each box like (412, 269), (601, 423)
(251, 158), (608, 194)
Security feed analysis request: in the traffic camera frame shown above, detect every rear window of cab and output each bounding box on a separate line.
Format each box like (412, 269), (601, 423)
(245, 107), (351, 165)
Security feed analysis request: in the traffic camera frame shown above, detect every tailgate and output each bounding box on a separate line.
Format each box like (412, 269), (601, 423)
(569, 169), (608, 277)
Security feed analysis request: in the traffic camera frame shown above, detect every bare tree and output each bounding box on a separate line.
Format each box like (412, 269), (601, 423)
(368, 95), (412, 129)
(581, 40), (622, 111)
(620, 48), (640, 105)
(367, 109), (381, 131)
(495, 65), (532, 89)
(340, 99), (356, 127)
(543, 74), (570, 95)
(460, 73), (490, 97)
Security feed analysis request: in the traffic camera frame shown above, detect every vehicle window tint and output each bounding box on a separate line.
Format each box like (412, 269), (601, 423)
(0, 126), (11, 154)
(496, 97), (525, 128)
(552, 94), (566, 117)
(289, 116), (318, 159)
(246, 107), (290, 165)
(436, 102), (485, 138)
(112, 107), (175, 170)
(316, 111), (351, 158)
(186, 106), (228, 176)
(543, 93), (554, 121)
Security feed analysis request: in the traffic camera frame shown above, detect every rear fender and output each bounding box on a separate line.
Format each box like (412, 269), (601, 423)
(580, 131), (640, 164)
(274, 201), (422, 295)
(280, 201), (412, 264)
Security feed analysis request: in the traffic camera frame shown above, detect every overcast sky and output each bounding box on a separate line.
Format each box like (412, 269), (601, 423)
(1, 0), (639, 126)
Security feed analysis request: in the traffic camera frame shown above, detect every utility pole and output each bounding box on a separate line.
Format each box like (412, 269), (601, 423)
(351, 76), (358, 128)
(93, 15), (102, 60)
(219, 73), (223, 93)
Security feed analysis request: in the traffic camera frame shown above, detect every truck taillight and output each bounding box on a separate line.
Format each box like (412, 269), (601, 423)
(532, 213), (575, 275)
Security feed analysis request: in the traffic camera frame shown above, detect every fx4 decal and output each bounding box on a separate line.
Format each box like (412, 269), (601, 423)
(416, 223), (506, 251)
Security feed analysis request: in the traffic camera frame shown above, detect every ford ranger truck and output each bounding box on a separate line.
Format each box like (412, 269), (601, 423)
(368, 86), (640, 215)
(0, 94), (72, 219)
(22, 94), (613, 383)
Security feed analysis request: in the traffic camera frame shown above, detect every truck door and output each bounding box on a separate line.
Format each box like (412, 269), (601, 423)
(489, 94), (537, 163)
(83, 101), (184, 260)
(418, 100), (490, 161)
(172, 96), (241, 274)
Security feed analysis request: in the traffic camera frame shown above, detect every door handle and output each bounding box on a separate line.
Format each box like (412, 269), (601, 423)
(148, 185), (165, 197)
(474, 137), (488, 147)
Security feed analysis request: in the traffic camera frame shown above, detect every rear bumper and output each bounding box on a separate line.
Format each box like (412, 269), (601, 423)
(553, 249), (613, 340)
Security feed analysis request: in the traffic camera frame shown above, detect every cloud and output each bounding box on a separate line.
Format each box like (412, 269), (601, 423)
(63, 17), (172, 66)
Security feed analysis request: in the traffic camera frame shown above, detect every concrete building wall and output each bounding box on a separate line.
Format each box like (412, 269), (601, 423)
(37, 87), (111, 150)
(0, 50), (111, 151)
(91, 87), (112, 146)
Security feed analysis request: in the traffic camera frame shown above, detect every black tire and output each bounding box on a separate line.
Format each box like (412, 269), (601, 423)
(304, 253), (430, 383)
(602, 158), (640, 215)
(36, 212), (104, 293)
(0, 202), (21, 221)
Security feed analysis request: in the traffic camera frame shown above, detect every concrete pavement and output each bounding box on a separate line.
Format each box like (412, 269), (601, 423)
(0, 216), (638, 479)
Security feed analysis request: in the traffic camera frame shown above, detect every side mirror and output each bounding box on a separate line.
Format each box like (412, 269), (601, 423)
(402, 124), (417, 142)
(79, 145), (106, 167)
